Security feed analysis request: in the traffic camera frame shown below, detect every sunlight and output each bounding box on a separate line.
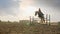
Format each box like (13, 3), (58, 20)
(22, 6), (37, 17)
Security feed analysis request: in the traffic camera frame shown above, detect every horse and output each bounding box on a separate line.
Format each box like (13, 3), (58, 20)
(35, 8), (45, 23)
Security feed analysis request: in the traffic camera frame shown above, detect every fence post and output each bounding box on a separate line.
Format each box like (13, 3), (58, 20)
(49, 14), (50, 26)
(46, 14), (48, 25)
(32, 16), (34, 23)
(30, 16), (31, 24)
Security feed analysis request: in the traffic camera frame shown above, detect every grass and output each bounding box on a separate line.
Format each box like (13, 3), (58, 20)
(0, 21), (60, 34)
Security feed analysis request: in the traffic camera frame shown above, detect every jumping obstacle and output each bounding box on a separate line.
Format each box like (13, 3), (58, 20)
(29, 14), (51, 25)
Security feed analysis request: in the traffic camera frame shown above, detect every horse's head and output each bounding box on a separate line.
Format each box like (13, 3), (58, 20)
(35, 11), (38, 16)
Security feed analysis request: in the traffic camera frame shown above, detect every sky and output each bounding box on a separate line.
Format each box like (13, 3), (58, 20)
(0, 0), (60, 22)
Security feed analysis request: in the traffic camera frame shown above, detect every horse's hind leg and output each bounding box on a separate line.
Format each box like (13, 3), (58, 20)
(41, 18), (45, 24)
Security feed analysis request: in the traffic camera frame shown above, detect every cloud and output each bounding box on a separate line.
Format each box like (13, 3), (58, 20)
(0, 0), (20, 15)
(0, 0), (60, 21)
(31, 0), (60, 8)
